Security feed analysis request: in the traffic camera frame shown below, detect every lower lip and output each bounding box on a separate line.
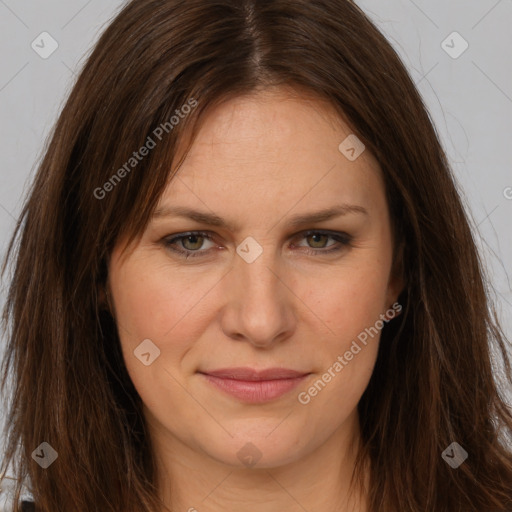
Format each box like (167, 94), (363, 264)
(201, 374), (309, 403)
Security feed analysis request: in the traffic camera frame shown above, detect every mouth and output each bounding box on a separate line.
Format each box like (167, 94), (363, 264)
(198, 367), (311, 403)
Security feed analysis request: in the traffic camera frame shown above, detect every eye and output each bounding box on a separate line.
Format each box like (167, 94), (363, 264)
(162, 230), (353, 259)
(291, 230), (353, 256)
(163, 232), (216, 259)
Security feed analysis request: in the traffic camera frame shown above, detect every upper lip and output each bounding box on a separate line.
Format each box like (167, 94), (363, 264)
(200, 367), (310, 381)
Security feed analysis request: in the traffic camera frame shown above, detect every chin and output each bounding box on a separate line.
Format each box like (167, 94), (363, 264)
(197, 425), (309, 469)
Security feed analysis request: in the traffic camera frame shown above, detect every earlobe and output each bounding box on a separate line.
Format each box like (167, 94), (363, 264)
(98, 283), (114, 315)
(386, 277), (405, 320)
(386, 237), (406, 311)
(388, 275), (405, 307)
(383, 278), (404, 321)
(98, 286), (107, 307)
(384, 300), (403, 321)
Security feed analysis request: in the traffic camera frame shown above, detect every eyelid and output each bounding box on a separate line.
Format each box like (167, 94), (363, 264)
(162, 229), (353, 259)
(292, 229), (353, 248)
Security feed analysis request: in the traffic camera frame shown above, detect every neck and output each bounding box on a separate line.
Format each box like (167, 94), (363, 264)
(153, 411), (369, 512)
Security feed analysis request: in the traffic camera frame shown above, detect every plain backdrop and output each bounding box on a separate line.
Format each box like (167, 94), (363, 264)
(0, 0), (511, 505)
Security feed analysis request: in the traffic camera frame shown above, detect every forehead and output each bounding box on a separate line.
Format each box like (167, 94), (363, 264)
(159, 88), (385, 221)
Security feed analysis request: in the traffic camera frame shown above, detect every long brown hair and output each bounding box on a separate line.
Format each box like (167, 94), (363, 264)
(1, 0), (511, 510)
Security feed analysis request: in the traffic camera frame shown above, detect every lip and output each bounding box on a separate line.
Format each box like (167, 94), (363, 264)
(202, 367), (309, 381)
(199, 367), (311, 403)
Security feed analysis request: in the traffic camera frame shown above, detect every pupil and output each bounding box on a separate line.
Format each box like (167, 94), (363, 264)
(310, 234), (325, 247)
(185, 235), (201, 249)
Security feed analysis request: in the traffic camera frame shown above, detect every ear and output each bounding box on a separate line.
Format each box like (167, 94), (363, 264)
(98, 282), (113, 315)
(386, 238), (406, 313)
(98, 286), (107, 307)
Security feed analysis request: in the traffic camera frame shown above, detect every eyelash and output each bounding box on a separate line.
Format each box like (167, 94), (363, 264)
(162, 230), (353, 259)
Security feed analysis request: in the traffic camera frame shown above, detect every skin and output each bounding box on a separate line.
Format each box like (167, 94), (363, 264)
(107, 87), (403, 512)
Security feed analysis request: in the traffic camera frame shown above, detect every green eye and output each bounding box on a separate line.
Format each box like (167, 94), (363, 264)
(163, 230), (352, 259)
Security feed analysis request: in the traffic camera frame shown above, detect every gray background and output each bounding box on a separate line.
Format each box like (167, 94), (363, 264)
(0, 0), (511, 505)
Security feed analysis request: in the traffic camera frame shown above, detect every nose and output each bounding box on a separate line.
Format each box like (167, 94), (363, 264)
(219, 246), (297, 349)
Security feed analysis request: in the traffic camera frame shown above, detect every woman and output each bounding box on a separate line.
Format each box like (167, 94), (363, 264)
(1, 0), (511, 511)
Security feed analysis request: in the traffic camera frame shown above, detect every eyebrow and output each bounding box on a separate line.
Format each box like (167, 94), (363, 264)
(151, 204), (368, 231)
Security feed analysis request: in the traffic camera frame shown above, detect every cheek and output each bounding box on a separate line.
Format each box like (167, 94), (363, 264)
(109, 258), (219, 343)
(297, 259), (389, 402)
(297, 272), (386, 420)
(305, 259), (391, 342)
(108, 261), (201, 411)
(109, 258), (225, 402)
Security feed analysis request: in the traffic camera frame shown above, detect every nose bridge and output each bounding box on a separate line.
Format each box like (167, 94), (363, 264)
(235, 235), (278, 289)
(236, 239), (283, 312)
(239, 250), (279, 298)
(222, 237), (295, 345)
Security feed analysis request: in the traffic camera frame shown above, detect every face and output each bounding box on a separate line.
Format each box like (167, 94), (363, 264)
(107, 87), (402, 473)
